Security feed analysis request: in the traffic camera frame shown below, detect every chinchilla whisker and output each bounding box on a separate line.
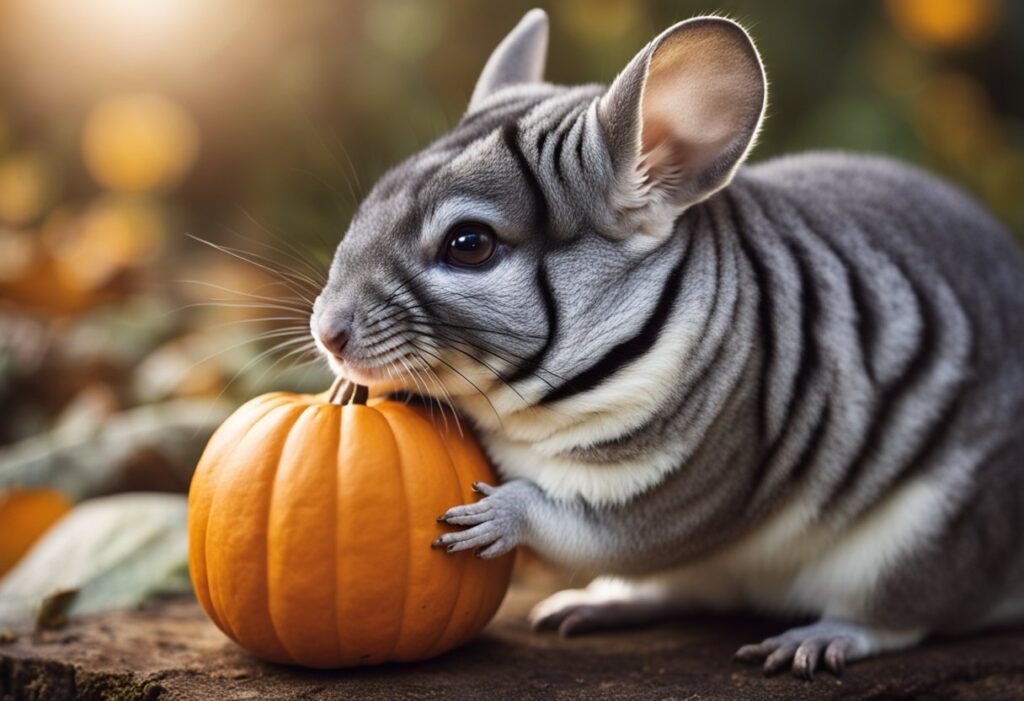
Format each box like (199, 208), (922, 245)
(182, 330), (314, 376)
(287, 355), (325, 388)
(415, 355), (464, 438)
(395, 352), (437, 423)
(430, 329), (567, 384)
(361, 319), (414, 349)
(231, 213), (331, 285)
(246, 328), (315, 343)
(409, 317), (547, 342)
(327, 125), (364, 198)
(424, 333), (529, 405)
(173, 301), (312, 316)
(373, 296), (546, 341)
(246, 340), (322, 392)
(411, 350), (462, 437)
(438, 340), (562, 417)
(288, 165), (358, 214)
(365, 302), (417, 331)
(203, 316), (312, 331)
(299, 110), (362, 205)
(178, 279), (314, 308)
(212, 335), (319, 403)
(409, 340), (502, 428)
(209, 234), (325, 293)
(375, 288), (547, 340)
(369, 269), (433, 317)
(416, 362), (451, 435)
(419, 334), (572, 421)
(364, 327), (422, 360)
(189, 231), (323, 288)
(186, 233), (322, 300)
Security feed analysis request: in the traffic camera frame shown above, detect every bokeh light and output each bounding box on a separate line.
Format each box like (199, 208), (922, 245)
(0, 152), (53, 226)
(82, 94), (199, 193)
(887, 0), (999, 48)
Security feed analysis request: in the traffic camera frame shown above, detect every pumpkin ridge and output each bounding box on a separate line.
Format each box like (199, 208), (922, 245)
(333, 401), (405, 663)
(443, 417), (514, 636)
(379, 402), (469, 661)
(422, 423), (473, 658)
(259, 405), (303, 664)
(454, 425), (498, 635)
(330, 404), (343, 664)
(373, 403), (415, 661)
(200, 396), (292, 642)
(211, 401), (300, 662)
(266, 403), (342, 666)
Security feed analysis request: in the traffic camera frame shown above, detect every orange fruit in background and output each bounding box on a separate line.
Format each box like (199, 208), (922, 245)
(188, 385), (513, 668)
(0, 489), (73, 577)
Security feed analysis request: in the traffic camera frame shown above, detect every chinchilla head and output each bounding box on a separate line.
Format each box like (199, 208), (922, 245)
(312, 9), (765, 417)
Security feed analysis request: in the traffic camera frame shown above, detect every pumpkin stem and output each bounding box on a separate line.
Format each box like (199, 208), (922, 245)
(351, 384), (369, 405)
(327, 375), (346, 403)
(328, 378), (370, 406)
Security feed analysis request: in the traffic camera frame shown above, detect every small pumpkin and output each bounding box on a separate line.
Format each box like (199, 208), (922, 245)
(187, 381), (513, 668)
(0, 489), (73, 577)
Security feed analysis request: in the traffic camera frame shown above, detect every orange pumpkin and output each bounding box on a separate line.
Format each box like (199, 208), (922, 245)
(187, 382), (513, 668)
(0, 489), (73, 576)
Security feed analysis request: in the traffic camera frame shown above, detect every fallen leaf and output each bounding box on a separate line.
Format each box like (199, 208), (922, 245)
(0, 493), (190, 630)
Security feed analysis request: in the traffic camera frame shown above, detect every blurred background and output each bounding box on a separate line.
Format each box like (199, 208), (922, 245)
(0, 0), (1022, 600)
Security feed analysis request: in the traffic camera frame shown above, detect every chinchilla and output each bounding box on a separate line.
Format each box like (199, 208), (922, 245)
(311, 9), (1024, 678)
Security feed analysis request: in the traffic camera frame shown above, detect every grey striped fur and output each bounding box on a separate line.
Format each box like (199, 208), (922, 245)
(313, 10), (1024, 676)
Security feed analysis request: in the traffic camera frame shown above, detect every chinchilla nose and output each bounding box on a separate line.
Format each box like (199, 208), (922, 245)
(317, 314), (351, 358)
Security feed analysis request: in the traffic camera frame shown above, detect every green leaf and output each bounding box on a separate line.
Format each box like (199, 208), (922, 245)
(0, 493), (191, 630)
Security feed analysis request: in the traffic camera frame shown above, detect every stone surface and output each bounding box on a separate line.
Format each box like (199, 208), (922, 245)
(2, 575), (1024, 700)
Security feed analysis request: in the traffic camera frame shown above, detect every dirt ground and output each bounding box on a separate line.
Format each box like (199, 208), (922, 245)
(3, 572), (1024, 700)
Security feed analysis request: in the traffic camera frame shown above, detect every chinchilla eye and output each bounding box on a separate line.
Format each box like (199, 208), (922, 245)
(443, 222), (496, 267)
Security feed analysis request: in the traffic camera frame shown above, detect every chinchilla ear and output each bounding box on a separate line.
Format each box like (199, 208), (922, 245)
(598, 17), (767, 240)
(468, 9), (549, 113)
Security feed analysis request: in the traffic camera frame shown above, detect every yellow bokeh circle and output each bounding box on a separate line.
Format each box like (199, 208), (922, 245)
(82, 93), (199, 193)
(887, 0), (998, 48)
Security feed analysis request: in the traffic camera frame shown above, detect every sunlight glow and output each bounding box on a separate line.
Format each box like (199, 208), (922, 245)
(30, 0), (200, 54)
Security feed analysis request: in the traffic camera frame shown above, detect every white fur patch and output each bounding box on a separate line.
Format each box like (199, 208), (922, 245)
(485, 436), (683, 507)
(494, 332), (697, 450)
(528, 575), (672, 627)
(647, 473), (958, 619)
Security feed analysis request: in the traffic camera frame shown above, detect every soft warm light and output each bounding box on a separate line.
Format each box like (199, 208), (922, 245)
(22, 0), (201, 59)
(1, 0), (242, 106)
(82, 94), (199, 193)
